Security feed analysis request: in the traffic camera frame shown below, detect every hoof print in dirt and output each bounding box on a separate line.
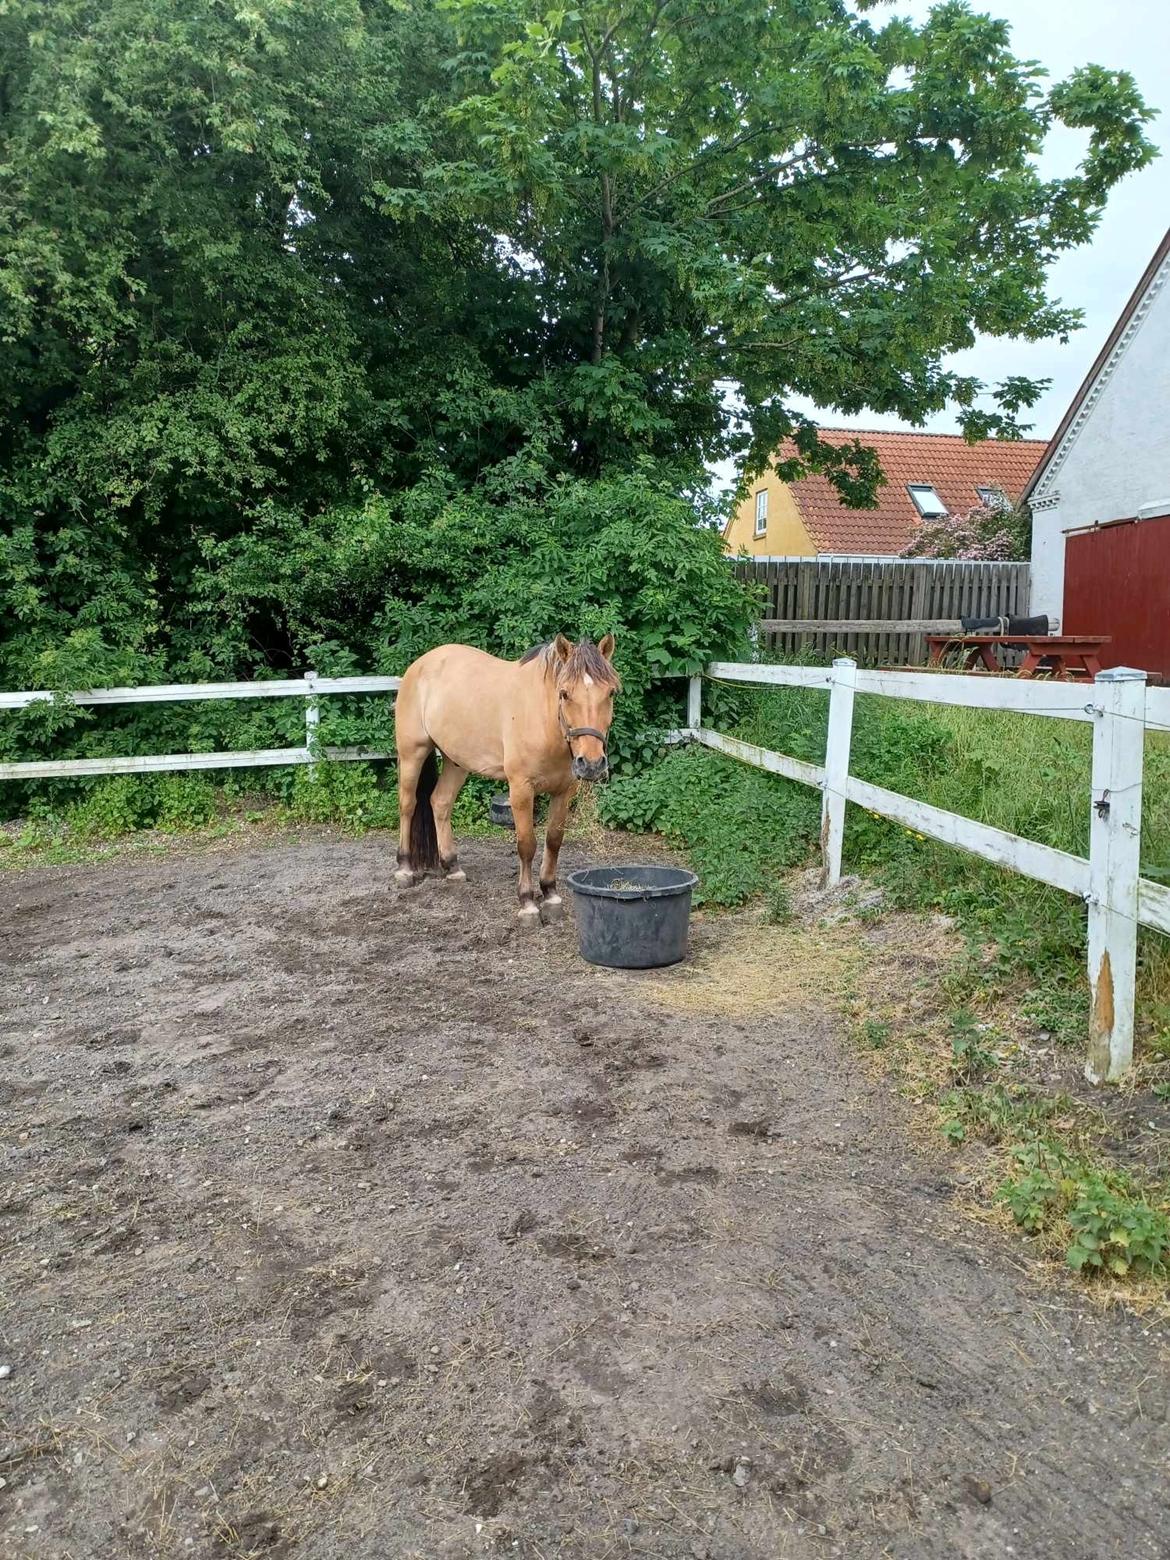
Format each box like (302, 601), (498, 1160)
(744, 1375), (810, 1417)
(212, 1510), (284, 1553)
(728, 1117), (778, 1140)
(537, 1230), (613, 1263)
(334, 1378), (375, 1422)
(497, 1208), (538, 1243)
(154, 1365), (212, 1411)
(657, 1164), (719, 1186)
(459, 1450), (527, 1518)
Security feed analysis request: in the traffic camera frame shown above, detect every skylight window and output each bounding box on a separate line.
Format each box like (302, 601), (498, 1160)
(907, 484), (947, 518)
(975, 485), (1008, 511)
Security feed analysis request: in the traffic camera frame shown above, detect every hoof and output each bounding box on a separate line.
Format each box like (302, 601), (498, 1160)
(539, 896), (564, 925)
(394, 868), (416, 888)
(517, 903), (541, 926)
(444, 869), (467, 883)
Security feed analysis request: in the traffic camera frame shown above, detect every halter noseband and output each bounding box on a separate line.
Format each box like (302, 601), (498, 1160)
(558, 705), (608, 757)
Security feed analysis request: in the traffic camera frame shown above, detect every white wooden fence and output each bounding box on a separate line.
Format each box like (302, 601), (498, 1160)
(0, 673), (400, 780)
(687, 661), (1170, 1086)
(3, 661), (1168, 1084)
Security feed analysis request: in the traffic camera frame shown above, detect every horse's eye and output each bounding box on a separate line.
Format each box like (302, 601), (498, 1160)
(559, 690), (568, 700)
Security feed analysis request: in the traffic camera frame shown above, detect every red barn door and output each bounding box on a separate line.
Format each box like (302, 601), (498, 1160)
(1063, 515), (1170, 678)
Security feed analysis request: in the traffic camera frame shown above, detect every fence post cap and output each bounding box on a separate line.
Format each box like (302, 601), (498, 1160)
(831, 655), (858, 669)
(1094, 666), (1147, 683)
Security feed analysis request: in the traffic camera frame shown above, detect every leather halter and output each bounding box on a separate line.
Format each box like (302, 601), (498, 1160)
(558, 705), (608, 758)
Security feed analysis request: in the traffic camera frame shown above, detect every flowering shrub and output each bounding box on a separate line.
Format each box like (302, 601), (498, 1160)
(902, 502), (1030, 561)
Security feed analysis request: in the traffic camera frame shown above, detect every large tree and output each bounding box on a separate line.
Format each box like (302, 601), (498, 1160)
(0, 0), (1156, 694)
(432, 0), (1156, 483)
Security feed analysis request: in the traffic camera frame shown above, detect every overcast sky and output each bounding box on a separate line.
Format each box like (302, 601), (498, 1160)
(717, 0), (1169, 484)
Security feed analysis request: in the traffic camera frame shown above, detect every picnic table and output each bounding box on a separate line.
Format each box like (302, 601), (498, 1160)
(925, 633), (1111, 680)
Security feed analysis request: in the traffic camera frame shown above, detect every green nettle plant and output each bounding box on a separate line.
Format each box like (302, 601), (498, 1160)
(0, 0), (1156, 818)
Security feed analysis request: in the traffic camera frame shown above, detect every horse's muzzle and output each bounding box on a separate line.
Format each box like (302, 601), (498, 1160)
(572, 755), (609, 782)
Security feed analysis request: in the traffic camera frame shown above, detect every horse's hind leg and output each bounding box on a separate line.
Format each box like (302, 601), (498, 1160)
(508, 779), (540, 920)
(432, 759), (469, 880)
(395, 741), (430, 885)
(538, 782), (577, 919)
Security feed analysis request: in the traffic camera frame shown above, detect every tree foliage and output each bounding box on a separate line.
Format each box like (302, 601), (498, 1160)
(0, 0), (1157, 785)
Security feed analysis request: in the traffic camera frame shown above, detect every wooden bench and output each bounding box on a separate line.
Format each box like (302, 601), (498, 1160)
(925, 634), (1111, 680)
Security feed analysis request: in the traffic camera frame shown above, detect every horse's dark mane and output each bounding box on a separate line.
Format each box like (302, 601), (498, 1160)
(520, 638), (621, 690)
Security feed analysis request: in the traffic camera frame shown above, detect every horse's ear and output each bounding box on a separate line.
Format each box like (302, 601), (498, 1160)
(598, 633), (615, 661)
(552, 634), (572, 664)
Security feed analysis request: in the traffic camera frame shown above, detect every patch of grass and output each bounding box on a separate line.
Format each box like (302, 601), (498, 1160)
(597, 742), (820, 905)
(603, 668), (1170, 1051)
(938, 1081), (1070, 1146)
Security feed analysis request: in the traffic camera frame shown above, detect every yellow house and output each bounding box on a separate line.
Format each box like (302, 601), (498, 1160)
(723, 465), (814, 557)
(723, 428), (1047, 558)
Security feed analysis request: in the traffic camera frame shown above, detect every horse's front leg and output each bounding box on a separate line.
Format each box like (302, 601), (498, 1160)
(538, 782), (578, 919)
(508, 780), (540, 920)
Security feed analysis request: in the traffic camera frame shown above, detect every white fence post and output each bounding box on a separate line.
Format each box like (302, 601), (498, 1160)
(1085, 666), (1147, 1084)
(687, 675), (702, 735)
(821, 656), (857, 888)
(304, 671), (320, 780)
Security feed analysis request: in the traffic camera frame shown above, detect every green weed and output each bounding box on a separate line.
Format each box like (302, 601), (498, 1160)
(764, 879), (794, 925)
(948, 1008), (1000, 1082)
(857, 1018), (891, 1051)
(998, 1142), (1169, 1278)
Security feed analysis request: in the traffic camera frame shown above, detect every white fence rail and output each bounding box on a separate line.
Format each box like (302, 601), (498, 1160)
(3, 661), (1167, 1082)
(689, 660), (1169, 1085)
(0, 672), (400, 782)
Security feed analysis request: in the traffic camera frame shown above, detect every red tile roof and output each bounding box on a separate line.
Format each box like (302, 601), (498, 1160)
(778, 429), (1047, 555)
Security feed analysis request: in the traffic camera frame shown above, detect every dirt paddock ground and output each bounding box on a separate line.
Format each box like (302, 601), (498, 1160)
(2, 830), (1168, 1559)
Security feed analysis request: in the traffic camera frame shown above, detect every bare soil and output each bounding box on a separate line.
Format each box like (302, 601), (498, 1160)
(2, 830), (1168, 1560)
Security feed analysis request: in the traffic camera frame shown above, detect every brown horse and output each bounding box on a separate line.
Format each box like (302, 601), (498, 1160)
(393, 634), (620, 918)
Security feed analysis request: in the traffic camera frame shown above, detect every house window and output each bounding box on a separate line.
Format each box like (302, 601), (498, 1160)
(907, 483), (947, 518)
(754, 490), (768, 536)
(975, 485), (1008, 511)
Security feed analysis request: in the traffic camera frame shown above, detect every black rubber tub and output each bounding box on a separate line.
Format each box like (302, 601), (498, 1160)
(489, 794), (514, 828)
(566, 865), (699, 969)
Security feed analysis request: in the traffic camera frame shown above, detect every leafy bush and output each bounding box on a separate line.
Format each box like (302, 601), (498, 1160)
(153, 776), (219, 832)
(67, 777), (148, 840)
(287, 764), (398, 833)
(2, 468), (756, 826)
(597, 743), (819, 905)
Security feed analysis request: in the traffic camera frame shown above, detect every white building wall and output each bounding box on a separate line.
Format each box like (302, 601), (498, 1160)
(1030, 252), (1170, 618)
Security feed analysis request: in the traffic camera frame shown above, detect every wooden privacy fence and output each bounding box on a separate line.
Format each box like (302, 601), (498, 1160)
(0, 673), (400, 780)
(685, 661), (1170, 1085)
(732, 557), (1030, 664)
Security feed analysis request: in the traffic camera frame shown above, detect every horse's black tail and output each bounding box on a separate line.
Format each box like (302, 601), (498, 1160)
(409, 750), (441, 873)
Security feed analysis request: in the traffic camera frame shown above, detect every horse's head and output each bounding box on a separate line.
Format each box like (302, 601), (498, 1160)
(551, 633), (620, 782)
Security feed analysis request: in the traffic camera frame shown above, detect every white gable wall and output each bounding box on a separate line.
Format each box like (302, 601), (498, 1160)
(1030, 250), (1170, 618)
